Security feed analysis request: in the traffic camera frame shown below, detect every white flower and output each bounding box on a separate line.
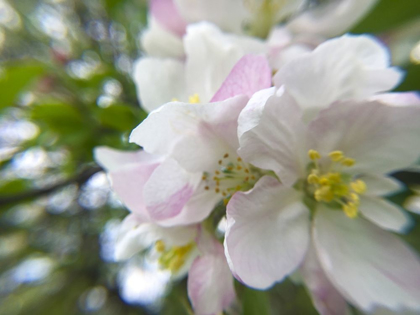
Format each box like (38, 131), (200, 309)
(134, 22), (267, 113)
(130, 54), (272, 224)
(224, 35), (420, 314)
(115, 215), (235, 314)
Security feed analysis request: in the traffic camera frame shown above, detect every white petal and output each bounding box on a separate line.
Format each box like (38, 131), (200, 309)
(184, 22), (248, 102)
(157, 181), (222, 227)
(287, 0), (380, 38)
(150, 0), (187, 37)
(314, 208), (420, 313)
(361, 174), (403, 196)
(224, 176), (310, 289)
(238, 91), (307, 186)
(130, 96), (248, 172)
(188, 232), (235, 315)
(274, 34), (403, 119)
(144, 159), (200, 221)
(308, 100), (420, 175)
(114, 215), (156, 260)
(132, 57), (187, 112)
(359, 196), (412, 233)
(300, 242), (350, 315)
(405, 196), (420, 215)
(174, 0), (248, 34)
(140, 16), (184, 58)
(94, 147), (162, 220)
(211, 54), (272, 103)
(237, 87), (275, 140)
(370, 92), (420, 107)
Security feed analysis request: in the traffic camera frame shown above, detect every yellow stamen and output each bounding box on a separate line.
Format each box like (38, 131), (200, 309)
(155, 240), (166, 253)
(308, 149), (321, 160)
(343, 202), (358, 218)
(307, 173), (319, 184)
(342, 158), (355, 167)
(188, 93), (200, 104)
(329, 151), (344, 162)
(350, 180), (366, 194)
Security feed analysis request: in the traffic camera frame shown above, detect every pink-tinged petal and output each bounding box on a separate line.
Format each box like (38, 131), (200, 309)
(150, 0), (186, 37)
(238, 91), (308, 186)
(308, 100), (420, 175)
(130, 95), (248, 173)
(274, 35), (402, 119)
(94, 147), (162, 220)
(94, 146), (161, 172)
(140, 16), (184, 58)
(314, 207), (420, 313)
(287, 0), (380, 38)
(224, 176), (310, 289)
(359, 196), (412, 233)
(158, 182), (221, 227)
(184, 22), (252, 103)
(361, 174), (403, 196)
(300, 242), (350, 315)
(188, 230), (235, 315)
(132, 57), (186, 112)
(144, 159), (200, 221)
(237, 87), (275, 140)
(370, 92), (420, 107)
(211, 54), (271, 102)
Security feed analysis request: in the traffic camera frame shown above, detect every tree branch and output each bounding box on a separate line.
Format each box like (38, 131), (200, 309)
(0, 166), (102, 207)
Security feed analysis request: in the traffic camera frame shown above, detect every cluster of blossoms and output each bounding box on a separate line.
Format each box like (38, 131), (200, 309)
(95, 0), (420, 314)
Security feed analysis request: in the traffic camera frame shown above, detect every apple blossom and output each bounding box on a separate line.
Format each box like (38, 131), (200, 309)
(134, 22), (267, 113)
(94, 148), (236, 314)
(130, 54), (272, 224)
(225, 35), (420, 314)
(114, 215), (235, 314)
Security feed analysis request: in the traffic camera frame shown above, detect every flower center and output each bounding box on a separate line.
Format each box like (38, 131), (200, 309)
(306, 150), (367, 218)
(202, 153), (261, 205)
(172, 93), (201, 104)
(155, 240), (195, 272)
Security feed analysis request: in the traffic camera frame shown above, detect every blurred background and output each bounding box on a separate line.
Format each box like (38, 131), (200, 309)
(0, 0), (419, 314)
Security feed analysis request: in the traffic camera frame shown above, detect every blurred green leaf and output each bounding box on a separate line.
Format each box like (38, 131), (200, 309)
(97, 104), (141, 132)
(242, 286), (272, 315)
(0, 179), (30, 196)
(0, 63), (45, 109)
(30, 103), (86, 134)
(352, 0), (420, 34)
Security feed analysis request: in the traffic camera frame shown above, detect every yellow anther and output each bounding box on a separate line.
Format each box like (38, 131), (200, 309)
(223, 153), (229, 158)
(342, 158), (355, 167)
(223, 198), (230, 206)
(350, 193), (360, 204)
(332, 184), (349, 197)
(308, 150), (321, 160)
(314, 186), (334, 202)
(350, 180), (367, 194)
(327, 173), (341, 183)
(155, 240), (166, 253)
(169, 257), (184, 272)
(188, 93), (200, 104)
(329, 151), (344, 162)
(343, 202), (358, 219)
(237, 157), (242, 162)
(171, 97), (179, 102)
(319, 177), (330, 186)
(307, 173), (319, 184)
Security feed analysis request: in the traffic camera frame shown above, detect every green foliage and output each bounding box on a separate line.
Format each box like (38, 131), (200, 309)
(0, 63), (45, 109)
(351, 0), (420, 34)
